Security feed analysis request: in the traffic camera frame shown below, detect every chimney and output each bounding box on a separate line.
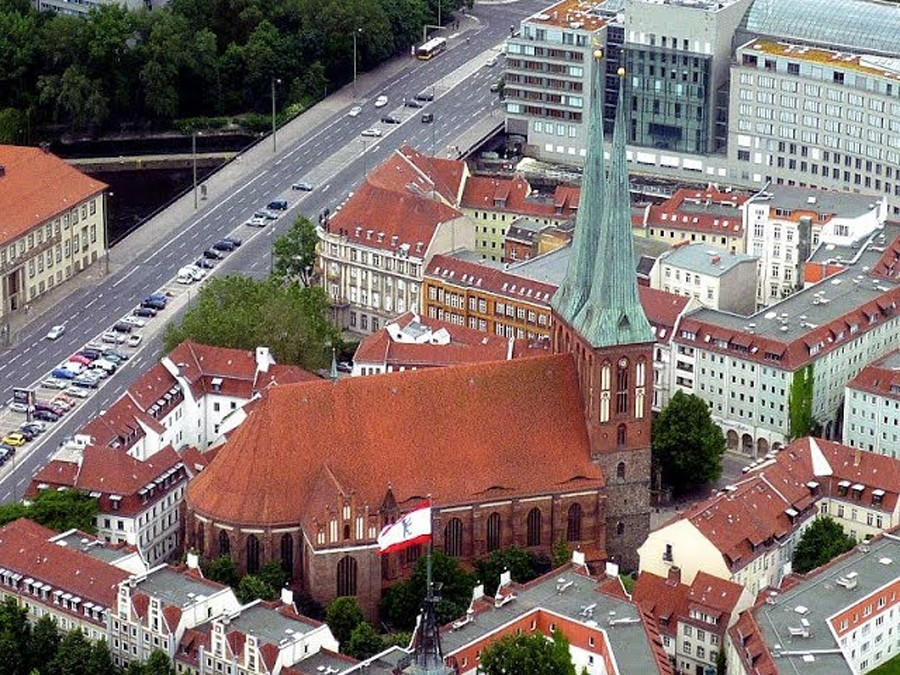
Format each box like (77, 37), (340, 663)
(0, 165), (5, 178)
(667, 566), (681, 586)
(854, 447), (862, 467)
(730, 246), (736, 256)
(255, 346), (272, 373)
(186, 551), (200, 571)
(280, 587), (294, 608)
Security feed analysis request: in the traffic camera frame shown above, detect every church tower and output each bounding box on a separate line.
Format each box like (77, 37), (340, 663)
(551, 54), (653, 570)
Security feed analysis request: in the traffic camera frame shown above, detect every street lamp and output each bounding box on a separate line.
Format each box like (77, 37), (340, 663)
(271, 77), (282, 153)
(192, 131), (200, 209)
(352, 28), (363, 99)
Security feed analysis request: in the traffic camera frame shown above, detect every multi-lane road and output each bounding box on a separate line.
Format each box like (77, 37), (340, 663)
(0, 0), (549, 504)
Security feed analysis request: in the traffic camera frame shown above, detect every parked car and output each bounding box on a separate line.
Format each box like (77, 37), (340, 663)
(112, 321), (133, 334)
(34, 402), (65, 416)
(141, 299), (167, 311)
(414, 90), (434, 101)
(20, 421), (45, 435)
(8, 402), (28, 413)
(147, 293), (169, 304)
(337, 361), (353, 373)
(86, 367), (108, 380)
(45, 325), (65, 340)
(2, 433), (26, 447)
(65, 386), (91, 399)
(85, 340), (106, 351)
(49, 398), (73, 411)
(68, 353), (93, 366)
(32, 409), (60, 423)
(51, 367), (77, 380)
(134, 306), (158, 318)
(92, 358), (117, 373)
(0, 448), (12, 465)
(404, 99), (424, 109)
(194, 259), (215, 270)
(55, 394), (77, 407)
(347, 106), (362, 117)
(40, 378), (68, 390)
(102, 348), (129, 362)
(245, 216), (267, 227)
(176, 273), (194, 285)
(121, 316), (148, 328)
(202, 249), (224, 261)
(381, 114), (401, 124)
(223, 236), (242, 247)
(127, 334), (143, 348)
(267, 200), (288, 211)
(100, 331), (125, 344)
(374, 95), (389, 108)
(72, 375), (99, 389)
(360, 128), (382, 138)
(181, 265), (206, 281)
(16, 428), (37, 442)
(212, 240), (237, 252)
(78, 349), (102, 361)
(291, 182), (313, 192)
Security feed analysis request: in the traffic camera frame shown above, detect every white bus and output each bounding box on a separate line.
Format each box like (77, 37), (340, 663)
(416, 37), (447, 60)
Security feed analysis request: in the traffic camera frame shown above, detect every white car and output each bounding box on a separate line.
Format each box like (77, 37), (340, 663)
(184, 265), (206, 281)
(65, 386), (91, 399)
(347, 106), (362, 117)
(361, 128), (382, 138)
(45, 325), (65, 341)
(374, 95), (388, 108)
(121, 316), (148, 328)
(8, 402), (28, 414)
(41, 378), (68, 390)
(127, 334), (143, 348)
(101, 331), (126, 344)
(245, 216), (267, 228)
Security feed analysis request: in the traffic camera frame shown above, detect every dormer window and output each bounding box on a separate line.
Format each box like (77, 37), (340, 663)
(873, 489), (885, 506)
(837, 480), (850, 497)
(211, 377), (223, 392)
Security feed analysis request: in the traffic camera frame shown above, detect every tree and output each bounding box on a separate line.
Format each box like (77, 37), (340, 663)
(236, 575), (277, 604)
(716, 647), (726, 675)
(27, 489), (99, 534)
(793, 516), (856, 574)
(29, 615), (61, 671)
(47, 630), (94, 675)
(257, 560), (288, 593)
(345, 622), (384, 660)
(551, 539), (570, 569)
(143, 649), (175, 675)
(271, 216), (318, 287)
(325, 597), (365, 647)
(202, 556), (240, 588)
(162, 275), (339, 370)
(0, 596), (30, 675)
(86, 639), (117, 675)
(652, 391), (726, 495)
(479, 630), (576, 675)
(473, 547), (548, 596)
(380, 551), (475, 631)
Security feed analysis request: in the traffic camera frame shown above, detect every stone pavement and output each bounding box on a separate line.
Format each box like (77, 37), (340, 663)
(5, 12), (485, 348)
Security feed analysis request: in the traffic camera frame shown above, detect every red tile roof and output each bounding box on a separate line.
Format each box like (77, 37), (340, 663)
(646, 186), (750, 237)
(353, 312), (543, 368)
(187, 354), (601, 528)
(0, 145), (107, 244)
(847, 348), (900, 400)
(426, 254), (558, 305)
(0, 518), (129, 612)
(327, 150), (465, 256)
(632, 572), (689, 635)
(460, 175), (578, 220)
(687, 571), (745, 617)
(398, 145), (467, 204)
(638, 287), (690, 345)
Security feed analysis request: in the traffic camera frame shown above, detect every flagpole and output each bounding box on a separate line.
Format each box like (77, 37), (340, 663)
(426, 493), (433, 605)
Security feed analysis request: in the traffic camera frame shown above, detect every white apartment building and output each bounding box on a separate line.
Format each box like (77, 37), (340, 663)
(744, 185), (886, 307)
(729, 534), (900, 675)
(651, 243), (757, 314)
(671, 224), (900, 454)
(844, 349), (900, 458)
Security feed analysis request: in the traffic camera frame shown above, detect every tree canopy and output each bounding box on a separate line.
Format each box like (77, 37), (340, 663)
(793, 516), (856, 574)
(651, 390), (726, 495)
(325, 597), (365, 647)
(162, 275), (339, 370)
(0, 0), (466, 136)
(473, 546), (550, 596)
(271, 215), (318, 287)
(479, 630), (576, 675)
(0, 491), (98, 534)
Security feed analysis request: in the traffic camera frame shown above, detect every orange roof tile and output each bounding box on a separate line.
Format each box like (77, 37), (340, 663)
(398, 145), (467, 204)
(0, 518), (129, 610)
(632, 572), (689, 634)
(646, 186), (750, 237)
(0, 146), (107, 244)
(460, 175), (578, 220)
(687, 571), (745, 616)
(187, 354), (601, 527)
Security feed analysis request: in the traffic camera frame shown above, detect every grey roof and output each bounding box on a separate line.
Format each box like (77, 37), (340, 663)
(752, 185), (882, 220)
(750, 536), (900, 675)
(872, 349), (900, 371)
(225, 602), (317, 646)
(658, 244), (756, 278)
(338, 645), (411, 673)
(686, 225), (900, 344)
(53, 532), (131, 564)
(741, 0), (900, 56)
(135, 567), (225, 607)
(440, 571), (660, 675)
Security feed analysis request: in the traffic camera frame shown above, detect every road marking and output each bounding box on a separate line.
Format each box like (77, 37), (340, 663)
(112, 267), (139, 288)
(322, 184), (330, 192)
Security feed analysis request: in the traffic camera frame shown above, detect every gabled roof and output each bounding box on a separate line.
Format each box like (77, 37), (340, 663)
(460, 175), (579, 220)
(847, 347), (900, 400)
(426, 254), (558, 305)
(632, 572), (689, 635)
(397, 145), (466, 204)
(0, 145), (107, 244)
(187, 354), (601, 528)
(0, 518), (129, 611)
(646, 185), (749, 237)
(687, 571), (745, 617)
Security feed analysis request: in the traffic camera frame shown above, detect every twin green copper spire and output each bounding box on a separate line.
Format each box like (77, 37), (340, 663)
(551, 57), (653, 349)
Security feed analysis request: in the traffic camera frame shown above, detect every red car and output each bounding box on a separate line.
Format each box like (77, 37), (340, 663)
(68, 353), (93, 366)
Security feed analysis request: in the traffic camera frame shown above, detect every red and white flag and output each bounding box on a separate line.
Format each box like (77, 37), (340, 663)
(377, 503), (432, 554)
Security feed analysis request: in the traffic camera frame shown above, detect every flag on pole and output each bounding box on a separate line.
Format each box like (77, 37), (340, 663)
(378, 502), (432, 554)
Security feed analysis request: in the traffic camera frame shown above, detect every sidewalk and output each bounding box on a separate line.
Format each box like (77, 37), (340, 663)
(6, 12), (484, 347)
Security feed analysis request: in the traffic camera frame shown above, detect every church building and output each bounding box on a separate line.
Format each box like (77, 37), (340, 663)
(183, 58), (653, 618)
